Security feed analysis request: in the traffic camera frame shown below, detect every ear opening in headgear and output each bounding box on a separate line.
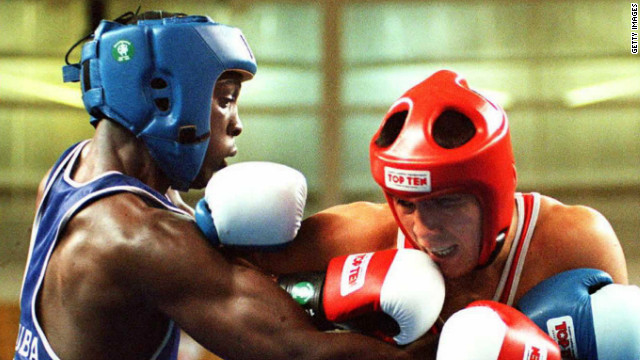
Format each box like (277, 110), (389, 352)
(150, 78), (168, 89)
(375, 110), (408, 148)
(150, 77), (171, 112)
(154, 98), (170, 112)
(432, 110), (476, 149)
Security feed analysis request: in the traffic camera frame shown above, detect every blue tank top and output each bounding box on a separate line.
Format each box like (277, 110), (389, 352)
(15, 141), (184, 360)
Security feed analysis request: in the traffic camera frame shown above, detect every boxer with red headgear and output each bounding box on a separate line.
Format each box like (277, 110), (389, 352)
(240, 70), (634, 358)
(369, 70), (516, 269)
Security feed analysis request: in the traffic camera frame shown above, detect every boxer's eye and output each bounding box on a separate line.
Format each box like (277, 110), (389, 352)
(434, 195), (464, 208)
(218, 96), (235, 108)
(395, 198), (415, 212)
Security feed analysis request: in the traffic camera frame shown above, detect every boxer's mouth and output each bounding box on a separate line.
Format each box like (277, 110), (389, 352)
(429, 244), (457, 259)
(220, 145), (238, 169)
(228, 144), (238, 157)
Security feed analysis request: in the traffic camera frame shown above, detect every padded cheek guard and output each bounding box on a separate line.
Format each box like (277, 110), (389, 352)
(63, 15), (257, 191)
(369, 70), (517, 266)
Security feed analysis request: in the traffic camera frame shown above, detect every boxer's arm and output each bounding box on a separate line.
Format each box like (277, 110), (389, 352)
(101, 194), (415, 360)
(236, 202), (399, 274)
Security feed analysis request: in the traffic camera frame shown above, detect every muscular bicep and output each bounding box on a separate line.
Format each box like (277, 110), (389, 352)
(156, 241), (317, 358)
(125, 208), (325, 358)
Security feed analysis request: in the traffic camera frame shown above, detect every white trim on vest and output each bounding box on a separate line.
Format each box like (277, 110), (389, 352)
(492, 192), (541, 306)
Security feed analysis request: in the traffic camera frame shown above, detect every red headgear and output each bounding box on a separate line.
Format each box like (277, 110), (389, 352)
(369, 70), (517, 266)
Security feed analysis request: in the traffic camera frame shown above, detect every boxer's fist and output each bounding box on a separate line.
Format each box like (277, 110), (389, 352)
(437, 301), (560, 360)
(279, 249), (445, 345)
(517, 268), (640, 360)
(194, 161), (307, 248)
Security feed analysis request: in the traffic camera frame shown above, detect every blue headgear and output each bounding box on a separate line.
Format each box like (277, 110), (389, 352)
(63, 14), (257, 190)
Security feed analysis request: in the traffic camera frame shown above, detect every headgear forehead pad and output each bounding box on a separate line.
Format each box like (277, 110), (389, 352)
(369, 70), (517, 266)
(63, 13), (257, 190)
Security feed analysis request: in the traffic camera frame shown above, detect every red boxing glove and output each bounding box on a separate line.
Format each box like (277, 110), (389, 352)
(323, 249), (445, 344)
(437, 300), (561, 360)
(280, 249), (445, 345)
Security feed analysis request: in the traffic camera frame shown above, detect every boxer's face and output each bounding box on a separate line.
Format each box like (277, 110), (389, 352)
(191, 73), (244, 189)
(392, 193), (482, 279)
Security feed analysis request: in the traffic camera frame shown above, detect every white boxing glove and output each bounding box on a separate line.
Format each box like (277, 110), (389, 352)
(437, 301), (561, 360)
(195, 161), (307, 248)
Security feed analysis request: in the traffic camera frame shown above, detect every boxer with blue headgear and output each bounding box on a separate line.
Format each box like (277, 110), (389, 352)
(63, 11), (257, 190)
(16, 9), (426, 360)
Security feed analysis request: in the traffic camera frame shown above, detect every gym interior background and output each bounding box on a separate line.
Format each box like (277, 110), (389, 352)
(0, 0), (638, 358)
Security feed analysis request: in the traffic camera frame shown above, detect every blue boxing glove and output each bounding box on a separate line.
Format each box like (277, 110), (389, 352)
(517, 269), (610, 359)
(194, 161), (307, 249)
(517, 268), (640, 360)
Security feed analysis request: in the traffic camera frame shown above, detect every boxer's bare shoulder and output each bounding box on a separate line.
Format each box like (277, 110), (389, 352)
(517, 194), (628, 300)
(38, 192), (199, 359)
